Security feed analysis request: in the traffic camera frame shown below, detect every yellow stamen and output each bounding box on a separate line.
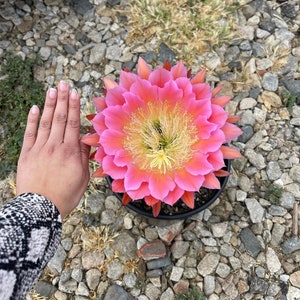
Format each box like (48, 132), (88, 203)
(123, 101), (198, 174)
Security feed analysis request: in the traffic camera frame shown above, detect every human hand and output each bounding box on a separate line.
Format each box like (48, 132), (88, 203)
(16, 81), (90, 218)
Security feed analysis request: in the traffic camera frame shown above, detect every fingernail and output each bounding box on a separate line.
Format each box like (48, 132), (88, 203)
(49, 88), (57, 98)
(31, 105), (39, 115)
(70, 88), (78, 98)
(59, 80), (69, 91)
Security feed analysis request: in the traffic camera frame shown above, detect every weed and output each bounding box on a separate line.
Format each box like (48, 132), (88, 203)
(282, 91), (298, 111)
(176, 287), (205, 300)
(265, 184), (283, 205)
(0, 52), (45, 179)
(125, 0), (239, 65)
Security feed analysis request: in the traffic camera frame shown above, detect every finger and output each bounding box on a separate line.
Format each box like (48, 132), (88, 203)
(21, 105), (40, 153)
(64, 89), (80, 145)
(48, 81), (70, 143)
(80, 141), (91, 170)
(35, 88), (57, 145)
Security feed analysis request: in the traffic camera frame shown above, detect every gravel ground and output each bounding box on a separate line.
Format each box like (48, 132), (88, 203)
(1, 0), (300, 299)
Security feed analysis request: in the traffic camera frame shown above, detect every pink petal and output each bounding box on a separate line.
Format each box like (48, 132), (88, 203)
(102, 105), (128, 131)
(123, 92), (146, 114)
(148, 67), (172, 88)
(163, 186), (184, 206)
(152, 201), (161, 217)
(181, 191), (195, 209)
(102, 155), (127, 179)
(93, 97), (106, 112)
(194, 116), (217, 139)
(192, 83), (212, 101)
(137, 57), (151, 79)
(100, 129), (125, 155)
(124, 165), (149, 190)
(174, 170), (204, 191)
(212, 95), (231, 107)
(103, 77), (118, 89)
(203, 172), (221, 189)
(145, 195), (160, 206)
(221, 145), (242, 159)
(91, 113), (106, 134)
(171, 61), (187, 79)
(191, 69), (206, 84)
(158, 81), (183, 105)
(207, 150), (226, 171)
(127, 182), (150, 200)
(81, 133), (100, 146)
(221, 123), (243, 142)
(186, 98), (212, 118)
(111, 179), (126, 193)
(184, 152), (212, 175)
(194, 129), (225, 153)
(94, 146), (106, 163)
(92, 167), (105, 177)
(149, 173), (175, 200)
(119, 70), (138, 90)
(105, 86), (126, 106)
(209, 104), (228, 128)
(211, 84), (223, 97)
(227, 115), (240, 123)
(175, 78), (194, 101)
(113, 149), (132, 167)
(130, 79), (158, 103)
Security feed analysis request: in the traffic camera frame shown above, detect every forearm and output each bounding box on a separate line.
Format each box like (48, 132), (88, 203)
(0, 193), (62, 300)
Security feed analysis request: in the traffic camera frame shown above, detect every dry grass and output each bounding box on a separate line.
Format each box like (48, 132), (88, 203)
(125, 0), (239, 65)
(81, 226), (119, 253)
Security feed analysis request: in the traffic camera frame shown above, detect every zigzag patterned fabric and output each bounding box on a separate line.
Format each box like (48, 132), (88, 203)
(0, 193), (62, 300)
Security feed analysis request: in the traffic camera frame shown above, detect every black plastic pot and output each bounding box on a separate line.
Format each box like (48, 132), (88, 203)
(106, 159), (231, 220)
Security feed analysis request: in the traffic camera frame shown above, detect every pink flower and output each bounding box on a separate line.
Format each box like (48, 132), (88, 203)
(83, 58), (242, 217)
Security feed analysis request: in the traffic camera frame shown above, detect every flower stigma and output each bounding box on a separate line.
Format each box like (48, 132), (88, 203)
(123, 101), (198, 174)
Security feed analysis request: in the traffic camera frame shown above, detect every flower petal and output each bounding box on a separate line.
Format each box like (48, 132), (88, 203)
(148, 67), (172, 88)
(102, 155), (127, 179)
(93, 97), (106, 112)
(113, 149), (132, 167)
(91, 113), (106, 134)
(221, 145), (242, 159)
(127, 182), (150, 200)
(102, 105), (128, 131)
(137, 57), (151, 79)
(163, 186), (184, 206)
(122, 193), (132, 205)
(174, 170), (204, 191)
(193, 83), (212, 101)
(209, 104), (228, 128)
(181, 191), (195, 209)
(92, 167), (105, 177)
(185, 152), (212, 175)
(222, 123), (243, 142)
(81, 133), (100, 146)
(105, 86), (126, 106)
(145, 195), (160, 206)
(194, 116), (217, 139)
(111, 179), (126, 193)
(203, 172), (221, 189)
(124, 165), (149, 191)
(100, 129), (125, 155)
(149, 173), (175, 199)
(194, 129), (225, 153)
(152, 201), (161, 217)
(191, 69), (206, 84)
(120, 70), (138, 90)
(207, 150), (226, 171)
(212, 95), (231, 107)
(158, 80), (183, 104)
(171, 61), (187, 79)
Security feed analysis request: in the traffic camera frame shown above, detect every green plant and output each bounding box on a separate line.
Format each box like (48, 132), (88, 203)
(176, 287), (205, 300)
(265, 184), (283, 205)
(282, 91), (298, 112)
(0, 52), (45, 179)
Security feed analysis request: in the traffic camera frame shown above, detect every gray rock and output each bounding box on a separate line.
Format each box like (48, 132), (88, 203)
(281, 3), (297, 19)
(86, 268), (101, 290)
(249, 277), (268, 294)
(266, 247), (281, 273)
(146, 269), (163, 277)
(271, 223), (285, 246)
(240, 227), (262, 257)
(238, 125), (254, 143)
(104, 285), (133, 300)
(224, 46), (240, 63)
(158, 42), (176, 64)
(171, 241), (189, 259)
(123, 273), (137, 288)
(262, 72), (278, 91)
(268, 205), (287, 216)
(259, 20), (276, 33)
(47, 244), (67, 274)
(204, 275), (215, 296)
(281, 237), (300, 254)
(35, 281), (57, 298)
(147, 257), (172, 270)
(89, 43), (106, 64)
(197, 253), (220, 276)
(266, 161), (282, 181)
(245, 198), (264, 223)
(111, 231), (137, 261)
(106, 45), (122, 61)
(107, 260), (123, 280)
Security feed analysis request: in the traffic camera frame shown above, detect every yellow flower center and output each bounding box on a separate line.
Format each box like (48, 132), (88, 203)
(123, 101), (198, 174)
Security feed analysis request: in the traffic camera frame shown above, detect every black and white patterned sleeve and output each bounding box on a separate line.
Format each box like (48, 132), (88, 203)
(0, 193), (62, 300)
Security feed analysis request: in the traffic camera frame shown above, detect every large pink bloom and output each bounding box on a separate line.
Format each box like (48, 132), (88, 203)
(83, 58), (242, 216)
